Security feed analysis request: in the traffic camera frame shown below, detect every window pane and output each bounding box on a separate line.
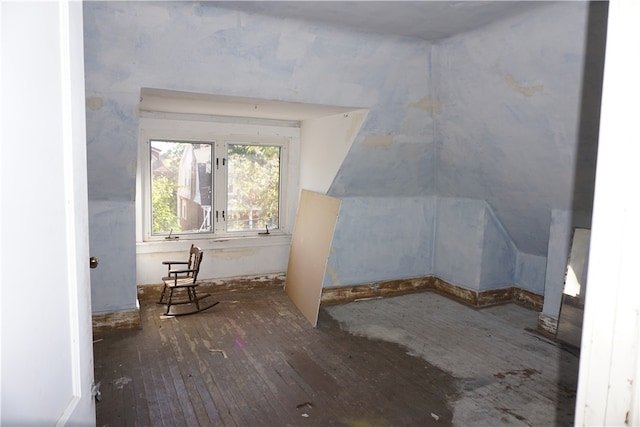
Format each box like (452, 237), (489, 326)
(150, 140), (212, 235)
(227, 144), (280, 232)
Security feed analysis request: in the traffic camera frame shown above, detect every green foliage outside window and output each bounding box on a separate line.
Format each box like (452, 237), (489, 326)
(227, 145), (280, 231)
(150, 140), (280, 235)
(151, 175), (180, 233)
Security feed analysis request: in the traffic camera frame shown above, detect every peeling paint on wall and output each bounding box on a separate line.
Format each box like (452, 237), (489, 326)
(505, 74), (544, 97)
(362, 134), (394, 147)
(409, 96), (441, 113)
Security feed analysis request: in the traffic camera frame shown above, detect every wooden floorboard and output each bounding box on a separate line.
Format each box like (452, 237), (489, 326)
(94, 288), (578, 427)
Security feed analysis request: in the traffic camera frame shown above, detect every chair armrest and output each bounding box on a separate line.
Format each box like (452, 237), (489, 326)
(169, 268), (196, 275)
(162, 261), (189, 265)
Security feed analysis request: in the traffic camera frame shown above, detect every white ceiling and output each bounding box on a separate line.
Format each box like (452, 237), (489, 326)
(211, 1), (548, 41)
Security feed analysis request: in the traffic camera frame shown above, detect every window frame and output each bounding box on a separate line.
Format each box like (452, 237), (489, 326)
(222, 141), (284, 234)
(137, 114), (299, 243)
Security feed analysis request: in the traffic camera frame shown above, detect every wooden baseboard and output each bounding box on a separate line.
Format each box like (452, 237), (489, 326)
(92, 307), (141, 334)
(514, 288), (544, 311)
(430, 277), (477, 305)
(322, 276), (543, 311)
(320, 277), (433, 305)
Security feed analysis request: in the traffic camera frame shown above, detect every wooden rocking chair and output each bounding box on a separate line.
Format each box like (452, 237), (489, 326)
(158, 245), (218, 316)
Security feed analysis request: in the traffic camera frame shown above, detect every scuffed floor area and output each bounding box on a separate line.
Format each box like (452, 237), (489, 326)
(94, 288), (457, 426)
(94, 287), (578, 426)
(325, 292), (579, 426)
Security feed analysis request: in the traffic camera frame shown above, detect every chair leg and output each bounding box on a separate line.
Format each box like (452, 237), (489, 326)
(161, 285), (217, 317)
(158, 283), (168, 304)
(192, 287), (201, 312)
(165, 288), (175, 315)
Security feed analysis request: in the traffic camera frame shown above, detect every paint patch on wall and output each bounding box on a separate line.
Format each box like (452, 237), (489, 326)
(325, 263), (343, 287)
(362, 134), (394, 147)
(211, 247), (260, 260)
(86, 96), (104, 110)
(505, 74), (544, 97)
(346, 110), (369, 142)
(409, 96), (441, 113)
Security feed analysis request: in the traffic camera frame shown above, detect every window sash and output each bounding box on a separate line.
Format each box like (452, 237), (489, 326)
(225, 143), (281, 233)
(148, 137), (286, 239)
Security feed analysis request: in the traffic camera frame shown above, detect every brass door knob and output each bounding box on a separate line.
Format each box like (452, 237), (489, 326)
(90, 256), (99, 269)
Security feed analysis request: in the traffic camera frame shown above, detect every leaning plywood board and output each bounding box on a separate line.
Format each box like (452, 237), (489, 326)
(285, 190), (341, 326)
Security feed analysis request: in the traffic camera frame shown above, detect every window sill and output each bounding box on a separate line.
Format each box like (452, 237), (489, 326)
(136, 233), (292, 254)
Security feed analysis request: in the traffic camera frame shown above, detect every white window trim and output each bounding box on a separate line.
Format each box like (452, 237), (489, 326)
(136, 114), (300, 246)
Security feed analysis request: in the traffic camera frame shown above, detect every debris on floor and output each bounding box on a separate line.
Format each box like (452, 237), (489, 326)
(209, 349), (228, 359)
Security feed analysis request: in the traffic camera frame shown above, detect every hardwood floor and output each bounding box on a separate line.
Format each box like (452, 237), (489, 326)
(93, 288), (578, 426)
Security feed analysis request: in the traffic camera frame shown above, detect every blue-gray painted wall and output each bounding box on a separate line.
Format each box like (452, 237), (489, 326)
(480, 203), (517, 290)
(516, 253), (547, 296)
(325, 196), (436, 287)
(83, 1), (604, 313)
(434, 197), (485, 288)
(434, 1), (605, 257)
(88, 201), (137, 313)
(84, 1), (434, 313)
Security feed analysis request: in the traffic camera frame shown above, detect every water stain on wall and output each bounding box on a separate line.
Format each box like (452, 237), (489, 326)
(86, 96), (104, 110)
(362, 134), (394, 147)
(325, 263), (343, 287)
(505, 74), (544, 97)
(409, 95), (441, 113)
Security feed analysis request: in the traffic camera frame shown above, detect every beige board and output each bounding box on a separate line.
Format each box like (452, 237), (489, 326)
(285, 190), (341, 326)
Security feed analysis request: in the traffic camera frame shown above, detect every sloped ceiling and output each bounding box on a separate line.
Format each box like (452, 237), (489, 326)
(212, 1), (546, 41)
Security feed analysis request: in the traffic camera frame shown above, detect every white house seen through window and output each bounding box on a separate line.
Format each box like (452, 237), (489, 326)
(150, 139), (282, 237)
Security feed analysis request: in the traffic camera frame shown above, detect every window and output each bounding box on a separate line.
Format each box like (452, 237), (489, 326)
(140, 117), (297, 241)
(226, 144), (281, 232)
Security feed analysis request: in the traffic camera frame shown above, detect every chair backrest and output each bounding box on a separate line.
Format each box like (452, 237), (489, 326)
(190, 246), (204, 281)
(184, 244), (195, 269)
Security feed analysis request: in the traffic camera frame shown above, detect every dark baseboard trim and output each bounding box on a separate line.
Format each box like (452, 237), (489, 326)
(322, 276), (543, 311)
(320, 277), (434, 305)
(97, 274), (542, 333)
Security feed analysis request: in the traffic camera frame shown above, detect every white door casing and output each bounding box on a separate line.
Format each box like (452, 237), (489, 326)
(0, 1), (95, 425)
(574, 0), (640, 424)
